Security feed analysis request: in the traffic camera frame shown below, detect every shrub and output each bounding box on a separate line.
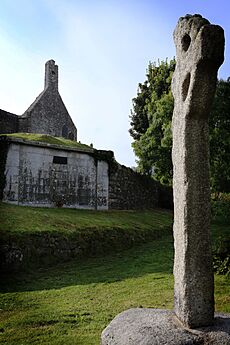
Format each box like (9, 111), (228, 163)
(211, 193), (230, 222)
(213, 237), (230, 276)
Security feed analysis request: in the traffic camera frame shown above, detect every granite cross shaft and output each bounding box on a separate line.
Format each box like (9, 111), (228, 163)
(172, 14), (224, 328)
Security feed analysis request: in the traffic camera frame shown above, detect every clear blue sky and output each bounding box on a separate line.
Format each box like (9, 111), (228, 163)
(0, 0), (229, 166)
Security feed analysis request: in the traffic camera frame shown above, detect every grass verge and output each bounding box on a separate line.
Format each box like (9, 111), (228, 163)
(0, 202), (172, 234)
(0, 203), (173, 271)
(0, 203), (229, 344)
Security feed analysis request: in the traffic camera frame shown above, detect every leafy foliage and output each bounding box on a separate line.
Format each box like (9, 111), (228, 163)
(211, 193), (230, 224)
(133, 92), (174, 182)
(130, 61), (230, 191)
(213, 236), (230, 276)
(211, 194), (230, 276)
(209, 78), (230, 192)
(130, 59), (175, 182)
(129, 81), (151, 141)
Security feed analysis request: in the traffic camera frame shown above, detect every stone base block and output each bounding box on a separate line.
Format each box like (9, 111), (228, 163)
(101, 308), (230, 345)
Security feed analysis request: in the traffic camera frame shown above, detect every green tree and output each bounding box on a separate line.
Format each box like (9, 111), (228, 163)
(129, 81), (150, 140)
(130, 60), (230, 192)
(209, 78), (230, 192)
(129, 59), (175, 183)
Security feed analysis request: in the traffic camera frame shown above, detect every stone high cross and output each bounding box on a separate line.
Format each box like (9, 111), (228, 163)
(101, 15), (230, 344)
(172, 14), (224, 328)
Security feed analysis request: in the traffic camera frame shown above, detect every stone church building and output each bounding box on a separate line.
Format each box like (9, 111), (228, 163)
(0, 60), (168, 210)
(0, 60), (77, 140)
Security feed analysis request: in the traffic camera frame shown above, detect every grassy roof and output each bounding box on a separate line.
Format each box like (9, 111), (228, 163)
(0, 133), (91, 150)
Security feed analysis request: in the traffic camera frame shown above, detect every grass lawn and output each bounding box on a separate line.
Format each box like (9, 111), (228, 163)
(0, 204), (229, 344)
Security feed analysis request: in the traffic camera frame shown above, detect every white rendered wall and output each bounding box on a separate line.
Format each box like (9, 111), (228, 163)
(3, 143), (109, 210)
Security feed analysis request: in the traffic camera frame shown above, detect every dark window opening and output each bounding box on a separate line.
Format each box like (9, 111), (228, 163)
(68, 131), (74, 140)
(53, 156), (68, 164)
(62, 125), (68, 138)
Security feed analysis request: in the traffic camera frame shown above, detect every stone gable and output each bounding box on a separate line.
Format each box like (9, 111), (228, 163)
(0, 60), (77, 141)
(19, 60), (77, 140)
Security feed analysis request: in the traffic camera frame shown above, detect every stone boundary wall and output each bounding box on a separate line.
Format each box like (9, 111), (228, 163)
(0, 109), (19, 134)
(109, 163), (159, 210)
(0, 223), (171, 273)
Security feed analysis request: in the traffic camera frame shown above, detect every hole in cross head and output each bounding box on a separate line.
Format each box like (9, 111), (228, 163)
(52, 71), (55, 75)
(181, 34), (191, 52)
(182, 72), (191, 102)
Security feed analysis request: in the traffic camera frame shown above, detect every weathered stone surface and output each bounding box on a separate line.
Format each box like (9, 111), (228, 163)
(19, 60), (77, 140)
(0, 109), (19, 135)
(171, 14), (224, 327)
(101, 308), (230, 345)
(109, 163), (159, 210)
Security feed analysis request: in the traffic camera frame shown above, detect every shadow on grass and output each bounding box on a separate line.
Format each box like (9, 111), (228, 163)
(0, 235), (174, 293)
